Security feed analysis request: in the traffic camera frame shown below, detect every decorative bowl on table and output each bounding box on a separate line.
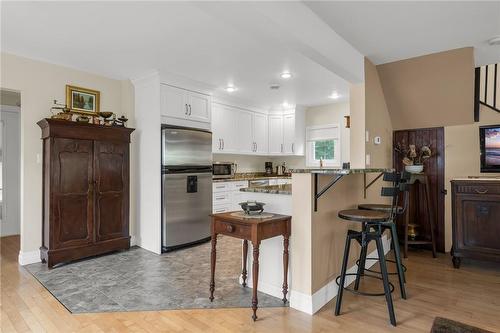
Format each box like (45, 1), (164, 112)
(405, 165), (424, 174)
(239, 201), (265, 215)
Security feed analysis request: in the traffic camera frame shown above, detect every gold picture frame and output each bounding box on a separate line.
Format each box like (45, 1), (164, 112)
(66, 85), (100, 115)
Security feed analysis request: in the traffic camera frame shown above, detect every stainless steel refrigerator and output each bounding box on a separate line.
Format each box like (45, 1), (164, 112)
(161, 125), (212, 252)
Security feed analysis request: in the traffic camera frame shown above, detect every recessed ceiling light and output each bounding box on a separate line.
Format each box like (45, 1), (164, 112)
(329, 92), (340, 99)
(225, 85), (237, 93)
(488, 36), (500, 46)
(282, 102), (291, 108)
(280, 72), (293, 79)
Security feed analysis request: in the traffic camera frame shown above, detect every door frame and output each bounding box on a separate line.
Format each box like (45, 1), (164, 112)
(1, 104), (21, 236)
(393, 126), (445, 252)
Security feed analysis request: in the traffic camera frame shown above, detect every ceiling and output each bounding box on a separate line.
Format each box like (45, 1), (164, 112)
(2, 2), (499, 111)
(305, 1), (500, 66)
(1, 2), (361, 110)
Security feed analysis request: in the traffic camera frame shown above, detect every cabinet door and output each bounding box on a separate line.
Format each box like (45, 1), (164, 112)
(238, 110), (254, 153)
(217, 105), (239, 153)
(188, 91), (211, 123)
(283, 113), (295, 154)
(268, 115), (283, 154)
(161, 85), (188, 119)
(458, 194), (500, 252)
(52, 138), (94, 249)
(94, 141), (129, 242)
(211, 104), (223, 152)
(253, 113), (268, 154)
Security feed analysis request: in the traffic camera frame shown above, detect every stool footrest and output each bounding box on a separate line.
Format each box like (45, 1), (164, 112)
(335, 273), (395, 297)
(356, 257), (407, 276)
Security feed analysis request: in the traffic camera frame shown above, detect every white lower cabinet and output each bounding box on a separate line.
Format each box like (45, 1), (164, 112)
(212, 181), (249, 213)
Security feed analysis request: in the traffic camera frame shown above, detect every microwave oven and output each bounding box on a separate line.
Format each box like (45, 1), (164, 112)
(213, 162), (236, 179)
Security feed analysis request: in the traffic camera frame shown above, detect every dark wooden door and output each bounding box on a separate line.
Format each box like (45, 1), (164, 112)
(393, 127), (445, 252)
(94, 140), (129, 241)
(52, 138), (94, 249)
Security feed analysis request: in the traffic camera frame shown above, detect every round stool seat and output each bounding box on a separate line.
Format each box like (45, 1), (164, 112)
(358, 203), (402, 212)
(338, 209), (389, 223)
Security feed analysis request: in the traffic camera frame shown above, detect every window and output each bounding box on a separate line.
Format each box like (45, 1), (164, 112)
(306, 124), (341, 167)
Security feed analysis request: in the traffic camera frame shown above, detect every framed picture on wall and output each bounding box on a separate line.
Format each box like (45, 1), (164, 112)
(66, 85), (100, 115)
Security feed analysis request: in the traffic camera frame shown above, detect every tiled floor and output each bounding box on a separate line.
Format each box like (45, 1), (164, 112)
(26, 236), (286, 313)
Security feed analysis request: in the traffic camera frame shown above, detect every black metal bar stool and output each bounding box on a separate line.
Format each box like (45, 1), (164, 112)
(358, 172), (410, 297)
(335, 176), (404, 327)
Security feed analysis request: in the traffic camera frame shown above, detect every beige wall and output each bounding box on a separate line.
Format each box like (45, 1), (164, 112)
(377, 47), (474, 130)
(364, 58), (393, 169)
(306, 102), (350, 165)
(443, 106), (500, 251)
(0, 53), (135, 256)
(349, 84), (366, 168)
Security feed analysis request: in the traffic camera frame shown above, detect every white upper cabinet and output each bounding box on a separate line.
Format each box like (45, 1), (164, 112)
(268, 115), (284, 154)
(187, 91), (211, 123)
(283, 113), (295, 154)
(212, 103), (238, 153)
(161, 84), (211, 124)
(253, 113), (268, 154)
(237, 110), (254, 154)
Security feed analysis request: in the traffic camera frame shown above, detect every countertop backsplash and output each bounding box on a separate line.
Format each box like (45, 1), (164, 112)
(213, 153), (305, 173)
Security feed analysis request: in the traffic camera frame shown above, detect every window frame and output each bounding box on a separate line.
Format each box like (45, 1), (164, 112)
(305, 124), (341, 168)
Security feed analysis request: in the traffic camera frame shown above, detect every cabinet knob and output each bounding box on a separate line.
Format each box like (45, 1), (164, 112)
(225, 225), (234, 233)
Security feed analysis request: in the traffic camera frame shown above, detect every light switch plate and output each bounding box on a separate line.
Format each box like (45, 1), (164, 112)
(366, 154), (371, 166)
(36, 153), (41, 164)
(365, 131), (370, 142)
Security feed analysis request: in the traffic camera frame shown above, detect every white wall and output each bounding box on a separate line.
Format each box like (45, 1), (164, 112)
(305, 102), (350, 165)
(0, 53), (136, 263)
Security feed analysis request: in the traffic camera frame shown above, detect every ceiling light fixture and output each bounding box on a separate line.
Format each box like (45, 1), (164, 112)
(280, 72), (293, 79)
(282, 102), (291, 108)
(329, 92), (340, 99)
(488, 36), (500, 46)
(225, 85), (237, 93)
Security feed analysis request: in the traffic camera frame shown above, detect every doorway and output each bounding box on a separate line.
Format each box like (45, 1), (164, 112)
(393, 127), (445, 252)
(1, 89), (21, 236)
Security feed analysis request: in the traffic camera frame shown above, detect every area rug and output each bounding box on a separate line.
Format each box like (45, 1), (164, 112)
(431, 317), (493, 333)
(26, 236), (286, 313)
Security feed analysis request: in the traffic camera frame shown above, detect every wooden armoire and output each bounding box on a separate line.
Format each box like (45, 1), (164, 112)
(38, 119), (134, 268)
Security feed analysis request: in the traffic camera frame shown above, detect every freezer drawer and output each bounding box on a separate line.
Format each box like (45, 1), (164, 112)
(162, 172), (212, 249)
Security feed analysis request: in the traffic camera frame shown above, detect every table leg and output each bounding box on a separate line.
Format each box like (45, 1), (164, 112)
(282, 235), (289, 303)
(424, 181), (437, 258)
(242, 240), (248, 287)
(252, 241), (260, 321)
(209, 234), (217, 302)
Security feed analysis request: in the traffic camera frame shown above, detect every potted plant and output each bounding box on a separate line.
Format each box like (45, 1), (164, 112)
(394, 143), (432, 173)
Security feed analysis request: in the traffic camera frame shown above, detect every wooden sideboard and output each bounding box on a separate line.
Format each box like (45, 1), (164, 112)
(38, 119), (134, 268)
(451, 179), (500, 268)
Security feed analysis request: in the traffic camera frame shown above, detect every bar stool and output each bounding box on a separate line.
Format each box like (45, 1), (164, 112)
(358, 172), (410, 292)
(335, 178), (404, 326)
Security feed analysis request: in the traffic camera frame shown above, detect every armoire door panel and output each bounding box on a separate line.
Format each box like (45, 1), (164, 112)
(461, 197), (500, 251)
(94, 141), (129, 241)
(52, 138), (93, 249)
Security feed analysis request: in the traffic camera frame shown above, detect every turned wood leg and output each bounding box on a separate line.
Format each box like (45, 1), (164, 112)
(403, 208), (409, 258)
(282, 235), (289, 303)
(452, 256), (461, 269)
(242, 240), (248, 287)
(252, 241), (260, 321)
(209, 234), (217, 302)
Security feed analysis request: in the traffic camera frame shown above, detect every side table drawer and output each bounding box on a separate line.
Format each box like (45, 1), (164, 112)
(214, 221), (251, 239)
(455, 183), (500, 195)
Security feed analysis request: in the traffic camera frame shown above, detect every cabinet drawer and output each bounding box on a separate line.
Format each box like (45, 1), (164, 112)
(212, 204), (231, 214)
(214, 221), (251, 239)
(231, 181), (248, 190)
(455, 183), (500, 195)
(213, 192), (231, 205)
(213, 182), (231, 193)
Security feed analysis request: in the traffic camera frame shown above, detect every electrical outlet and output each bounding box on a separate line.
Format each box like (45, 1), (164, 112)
(374, 136), (381, 145)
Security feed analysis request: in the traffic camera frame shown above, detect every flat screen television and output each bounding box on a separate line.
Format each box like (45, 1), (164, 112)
(480, 124), (500, 172)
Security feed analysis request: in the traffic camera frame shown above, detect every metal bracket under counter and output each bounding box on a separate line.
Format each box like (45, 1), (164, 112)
(313, 171), (385, 211)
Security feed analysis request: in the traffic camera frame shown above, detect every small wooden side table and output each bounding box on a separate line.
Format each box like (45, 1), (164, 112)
(209, 212), (291, 321)
(402, 173), (437, 258)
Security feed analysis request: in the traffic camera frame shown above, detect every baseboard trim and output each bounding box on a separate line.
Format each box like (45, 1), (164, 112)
(18, 250), (41, 265)
(289, 235), (391, 315)
(130, 235), (139, 247)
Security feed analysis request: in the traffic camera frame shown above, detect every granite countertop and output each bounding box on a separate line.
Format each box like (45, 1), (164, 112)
(213, 173), (292, 182)
(239, 184), (292, 195)
(290, 168), (393, 174)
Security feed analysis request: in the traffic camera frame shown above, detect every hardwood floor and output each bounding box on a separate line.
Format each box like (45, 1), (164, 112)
(1, 235), (499, 333)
